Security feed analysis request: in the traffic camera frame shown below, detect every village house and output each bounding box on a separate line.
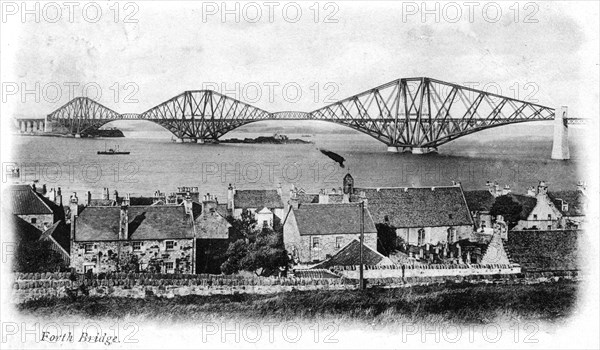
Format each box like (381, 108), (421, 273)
(464, 181), (511, 232)
(70, 191), (231, 274)
(548, 182), (587, 229)
(2, 184), (63, 231)
(283, 202), (378, 264)
(510, 181), (563, 230)
(289, 174), (474, 247)
(2, 184), (70, 264)
(227, 184), (284, 229)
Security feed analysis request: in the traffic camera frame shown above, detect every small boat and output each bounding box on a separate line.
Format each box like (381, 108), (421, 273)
(98, 143), (130, 155)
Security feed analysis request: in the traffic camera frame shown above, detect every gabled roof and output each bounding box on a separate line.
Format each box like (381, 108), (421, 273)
(508, 194), (538, 219)
(193, 210), (231, 239)
(257, 207), (272, 214)
(88, 198), (116, 207)
(312, 239), (392, 268)
(355, 186), (473, 228)
(76, 205), (193, 241)
(76, 204), (230, 242)
(1, 210), (42, 243)
(234, 190), (283, 209)
(463, 190), (496, 212)
(2, 185), (54, 215)
(292, 203), (377, 235)
(548, 191), (586, 216)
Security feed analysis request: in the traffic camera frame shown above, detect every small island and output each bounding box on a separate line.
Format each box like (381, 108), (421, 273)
(220, 133), (312, 144)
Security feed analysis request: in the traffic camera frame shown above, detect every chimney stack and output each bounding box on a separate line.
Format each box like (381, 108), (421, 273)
(86, 191), (92, 206)
(276, 183), (282, 197)
(119, 193), (130, 240)
(113, 190), (119, 202)
(41, 184), (47, 195)
(526, 186), (536, 197)
(318, 189), (329, 204)
(69, 192), (78, 242)
(184, 192), (193, 216)
(102, 188), (109, 200)
(227, 184), (235, 210)
(57, 187), (62, 206)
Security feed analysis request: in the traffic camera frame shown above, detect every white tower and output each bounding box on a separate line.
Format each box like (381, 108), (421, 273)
(551, 106), (570, 160)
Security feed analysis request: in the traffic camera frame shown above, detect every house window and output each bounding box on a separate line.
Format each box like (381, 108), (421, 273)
(447, 228), (456, 243)
(547, 225), (552, 230)
(312, 237), (320, 249)
(417, 229), (425, 246)
(335, 236), (343, 249)
(30, 218), (37, 224)
(481, 221), (486, 229)
(263, 220), (268, 227)
(84, 244), (93, 254)
(165, 262), (174, 273)
(548, 214), (552, 220)
(166, 241), (175, 250)
(384, 215), (389, 223)
(533, 214), (538, 220)
(448, 214), (453, 219)
(132, 242), (142, 251)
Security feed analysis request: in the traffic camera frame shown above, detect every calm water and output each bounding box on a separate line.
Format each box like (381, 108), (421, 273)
(9, 124), (589, 202)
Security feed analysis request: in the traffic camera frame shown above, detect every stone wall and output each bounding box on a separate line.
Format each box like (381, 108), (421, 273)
(332, 263), (521, 279)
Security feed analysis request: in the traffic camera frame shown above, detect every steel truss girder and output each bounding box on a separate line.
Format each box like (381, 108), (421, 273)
(46, 78), (558, 145)
(307, 77), (555, 147)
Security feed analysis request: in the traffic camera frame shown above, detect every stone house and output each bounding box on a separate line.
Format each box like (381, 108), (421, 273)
(289, 174), (474, 247)
(510, 181), (564, 230)
(548, 182), (587, 229)
(283, 203), (378, 264)
(227, 184), (284, 229)
(353, 184), (474, 246)
(70, 192), (230, 274)
(464, 181), (510, 232)
(2, 184), (63, 231)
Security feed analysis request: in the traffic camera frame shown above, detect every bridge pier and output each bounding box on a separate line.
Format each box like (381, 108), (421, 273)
(551, 106), (570, 160)
(387, 146), (399, 153)
(411, 147), (438, 154)
(74, 133), (82, 138)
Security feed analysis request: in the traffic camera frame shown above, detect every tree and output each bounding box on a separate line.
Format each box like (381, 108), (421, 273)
(376, 223), (397, 256)
(490, 195), (523, 230)
(221, 224), (290, 276)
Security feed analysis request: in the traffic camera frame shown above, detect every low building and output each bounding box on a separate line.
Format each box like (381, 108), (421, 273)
(283, 202), (378, 264)
(511, 182), (563, 230)
(70, 192), (231, 274)
(464, 181), (510, 232)
(548, 182), (587, 229)
(2, 184), (63, 231)
(289, 174), (475, 247)
(354, 184), (474, 246)
(310, 239), (393, 269)
(227, 184), (284, 229)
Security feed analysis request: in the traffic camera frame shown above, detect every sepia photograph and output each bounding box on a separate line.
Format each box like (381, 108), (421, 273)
(1, 1), (598, 348)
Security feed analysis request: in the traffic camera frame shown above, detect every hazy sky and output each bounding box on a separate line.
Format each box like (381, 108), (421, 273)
(2, 1), (598, 120)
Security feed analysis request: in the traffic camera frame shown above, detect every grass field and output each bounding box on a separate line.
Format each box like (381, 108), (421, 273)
(17, 280), (578, 325)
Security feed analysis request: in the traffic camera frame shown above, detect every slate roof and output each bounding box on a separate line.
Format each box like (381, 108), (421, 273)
(193, 210), (231, 239)
(292, 203), (377, 235)
(234, 190), (283, 209)
(76, 204), (230, 242)
(76, 205), (192, 241)
(548, 191), (586, 216)
(312, 239), (392, 268)
(2, 185), (54, 215)
(355, 186), (473, 228)
(464, 190), (496, 212)
(88, 198), (116, 206)
(1, 210), (42, 243)
(508, 194), (538, 220)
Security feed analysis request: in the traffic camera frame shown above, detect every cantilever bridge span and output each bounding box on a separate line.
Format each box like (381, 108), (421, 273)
(47, 77), (559, 153)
